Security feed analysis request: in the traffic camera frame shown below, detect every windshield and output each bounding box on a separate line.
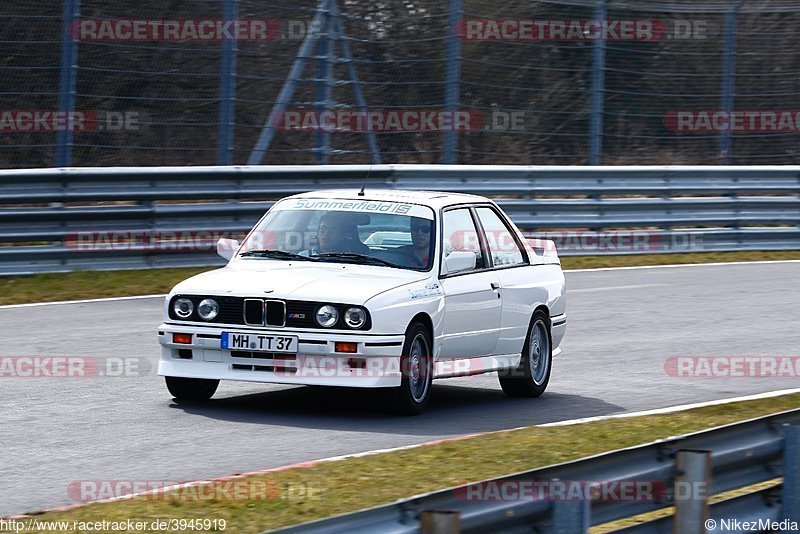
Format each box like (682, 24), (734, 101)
(238, 198), (436, 271)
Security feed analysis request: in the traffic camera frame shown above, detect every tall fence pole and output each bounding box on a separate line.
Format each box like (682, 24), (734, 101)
(217, 0), (239, 166)
(443, 0), (462, 164)
(719, 0), (740, 164)
(588, 0), (606, 166)
(56, 0), (80, 167)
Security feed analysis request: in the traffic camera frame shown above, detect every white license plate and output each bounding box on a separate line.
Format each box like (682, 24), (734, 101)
(221, 332), (298, 353)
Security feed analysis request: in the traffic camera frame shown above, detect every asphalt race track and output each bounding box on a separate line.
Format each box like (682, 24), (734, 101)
(1, 262), (799, 517)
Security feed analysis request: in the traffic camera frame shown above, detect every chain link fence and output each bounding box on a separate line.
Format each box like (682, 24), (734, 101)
(2, 0), (800, 168)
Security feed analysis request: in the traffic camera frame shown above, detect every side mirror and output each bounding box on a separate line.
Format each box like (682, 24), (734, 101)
(217, 238), (239, 261)
(442, 250), (477, 274)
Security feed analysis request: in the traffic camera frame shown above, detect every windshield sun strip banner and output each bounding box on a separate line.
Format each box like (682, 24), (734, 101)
(276, 199), (435, 220)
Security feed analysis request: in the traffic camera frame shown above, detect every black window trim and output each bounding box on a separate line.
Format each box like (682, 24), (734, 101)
(473, 204), (530, 268)
(439, 205), (486, 279)
(438, 203), (531, 280)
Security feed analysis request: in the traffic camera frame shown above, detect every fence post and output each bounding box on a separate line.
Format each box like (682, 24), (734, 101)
(673, 450), (711, 534)
(443, 0), (462, 164)
(783, 425), (800, 522)
(588, 0), (606, 166)
(217, 0), (239, 166)
(56, 0), (80, 167)
(719, 0), (740, 164)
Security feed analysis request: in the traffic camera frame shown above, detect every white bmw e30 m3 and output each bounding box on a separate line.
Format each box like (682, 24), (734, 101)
(158, 189), (566, 414)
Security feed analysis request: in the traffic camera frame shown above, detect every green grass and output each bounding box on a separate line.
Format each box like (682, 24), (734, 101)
(0, 267), (213, 305)
(1, 251), (798, 306)
(560, 249), (800, 269)
(12, 393), (800, 533)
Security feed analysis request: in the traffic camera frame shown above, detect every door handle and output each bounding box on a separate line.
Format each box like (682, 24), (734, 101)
(490, 282), (500, 290)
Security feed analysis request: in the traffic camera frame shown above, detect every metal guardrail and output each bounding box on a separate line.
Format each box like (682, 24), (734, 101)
(1, 165), (798, 275)
(273, 409), (800, 533)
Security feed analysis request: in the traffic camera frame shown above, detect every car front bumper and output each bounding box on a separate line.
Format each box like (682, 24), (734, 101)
(157, 323), (405, 388)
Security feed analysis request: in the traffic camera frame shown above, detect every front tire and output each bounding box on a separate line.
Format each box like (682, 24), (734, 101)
(387, 322), (433, 415)
(165, 376), (219, 401)
(499, 310), (552, 398)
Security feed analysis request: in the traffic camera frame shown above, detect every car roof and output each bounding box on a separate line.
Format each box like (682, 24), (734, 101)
(285, 189), (492, 209)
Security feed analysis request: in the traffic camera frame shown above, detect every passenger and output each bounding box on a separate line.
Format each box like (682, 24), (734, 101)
(396, 217), (432, 268)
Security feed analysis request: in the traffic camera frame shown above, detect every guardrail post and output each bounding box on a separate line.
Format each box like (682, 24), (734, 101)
(673, 450), (711, 534)
(783, 425), (800, 522)
(420, 510), (460, 533)
(552, 499), (590, 533)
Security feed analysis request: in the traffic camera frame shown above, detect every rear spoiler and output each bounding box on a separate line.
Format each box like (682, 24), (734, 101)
(526, 238), (561, 265)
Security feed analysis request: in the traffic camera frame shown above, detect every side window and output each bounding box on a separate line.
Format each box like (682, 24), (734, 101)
(476, 207), (525, 267)
(442, 208), (485, 272)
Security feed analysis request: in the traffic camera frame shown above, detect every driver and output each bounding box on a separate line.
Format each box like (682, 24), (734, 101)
(304, 212), (370, 255)
(317, 213), (345, 253)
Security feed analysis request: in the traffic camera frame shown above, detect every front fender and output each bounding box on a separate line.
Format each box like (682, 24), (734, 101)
(366, 282), (445, 347)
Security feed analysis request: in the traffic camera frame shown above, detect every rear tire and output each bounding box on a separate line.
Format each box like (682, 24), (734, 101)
(165, 376), (219, 401)
(499, 310), (552, 398)
(386, 321), (433, 415)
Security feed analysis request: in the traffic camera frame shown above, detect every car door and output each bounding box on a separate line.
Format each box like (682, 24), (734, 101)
(438, 207), (501, 360)
(473, 205), (544, 356)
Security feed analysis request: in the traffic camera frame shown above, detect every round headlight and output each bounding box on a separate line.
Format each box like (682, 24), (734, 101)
(173, 298), (194, 318)
(344, 307), (366, 329)
(197, 298), (219, 321)
(315, 305), (339, 328)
